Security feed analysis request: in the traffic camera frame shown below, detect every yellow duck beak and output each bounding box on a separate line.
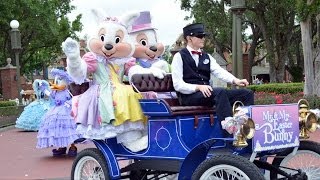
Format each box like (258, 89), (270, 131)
(50, 84), (66, 91)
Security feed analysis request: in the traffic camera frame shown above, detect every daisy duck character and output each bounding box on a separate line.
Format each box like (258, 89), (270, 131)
(37, 68), (81, 157)
(62, 9), (147, 152)
(127, 11), (170, 81)
(15, 79), (51, 131)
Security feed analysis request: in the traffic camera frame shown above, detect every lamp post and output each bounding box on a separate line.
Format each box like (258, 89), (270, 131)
(230, 0), (246, 79)
(10, 20), (22, 105)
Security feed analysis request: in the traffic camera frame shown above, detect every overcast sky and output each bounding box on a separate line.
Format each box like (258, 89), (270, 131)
(68, 0), (192, 46)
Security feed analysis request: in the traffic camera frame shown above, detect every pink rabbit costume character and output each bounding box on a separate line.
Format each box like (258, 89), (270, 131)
(127, 11), (170, 81)
(62, 9), (147, 152)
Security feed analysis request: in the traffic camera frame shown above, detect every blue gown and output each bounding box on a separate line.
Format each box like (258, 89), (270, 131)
(15, 80), (51, 131)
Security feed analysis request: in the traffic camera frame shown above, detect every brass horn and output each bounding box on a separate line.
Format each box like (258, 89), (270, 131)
(232, 101), (244, 115)
(241, 118), (255, 139)
(305, 112), (318, 132)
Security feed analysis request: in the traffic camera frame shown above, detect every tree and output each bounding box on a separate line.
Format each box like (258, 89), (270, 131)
(180, 0), (233, 58)
(0, 0), (82, 75)
(180, 0), (302, 83)
(246, 0), (298, 83)
(296, 0), (320, 96)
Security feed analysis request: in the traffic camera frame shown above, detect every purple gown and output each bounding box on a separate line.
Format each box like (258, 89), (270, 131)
(37, 89), (81, 148)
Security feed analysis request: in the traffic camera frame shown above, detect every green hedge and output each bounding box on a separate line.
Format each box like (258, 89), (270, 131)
(0, 106), (23, 116)
(248, 82), (303, 94)
(249, 82), (320, 109)
(0, 100), (17, 107)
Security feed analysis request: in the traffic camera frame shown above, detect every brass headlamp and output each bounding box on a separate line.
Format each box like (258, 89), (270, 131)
(232, 101), (255, 147)
(298, 99), (319, 139)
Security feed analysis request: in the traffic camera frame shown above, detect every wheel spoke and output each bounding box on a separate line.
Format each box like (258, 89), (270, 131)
(279, 150), (320, 179)
(201, 166), (249, 180)
(75, 155), (106, 180)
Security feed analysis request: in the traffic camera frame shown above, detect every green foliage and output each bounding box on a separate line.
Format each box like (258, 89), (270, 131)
(162, 45), (172, 63)
(296, 0), (320, 21)
(304, 95), (320, 109)
(0, 0), (82, 74)
(287, 65), (304, 82)
(0, 100), (16, 107)
(180, 0), (232, 54)
(251, 82), (320, 108)
(249, 83), (303, 94)
(254, 92), (320, 109)
(0, 105), (23, 117)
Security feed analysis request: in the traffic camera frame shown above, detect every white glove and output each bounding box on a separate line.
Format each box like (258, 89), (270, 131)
(62, 37), (87, 84)
(62, 37), (80, 61)
(150, 67), (166, 79)
(151, 60), (170, 73)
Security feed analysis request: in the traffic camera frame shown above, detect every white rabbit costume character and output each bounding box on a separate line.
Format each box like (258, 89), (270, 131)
(62, 10), (147, 152)
(127, 11), (170, 81)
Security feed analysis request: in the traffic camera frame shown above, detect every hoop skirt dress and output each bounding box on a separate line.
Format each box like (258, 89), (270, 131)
(15, 80), (51, 131)
(37, 89), (81, 148)
(72, 53), (146, 143)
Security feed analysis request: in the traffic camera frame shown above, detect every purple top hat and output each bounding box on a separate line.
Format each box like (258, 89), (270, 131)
(128, 11), (157, 33)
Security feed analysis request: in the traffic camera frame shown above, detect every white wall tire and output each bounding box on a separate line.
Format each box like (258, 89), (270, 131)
(71, 148), (109, 180)
(192, 154), (264, 180)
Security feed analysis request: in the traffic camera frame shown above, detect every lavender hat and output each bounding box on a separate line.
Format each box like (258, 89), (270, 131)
(128, 11), (157, 33)
(50, 68), (73, 84)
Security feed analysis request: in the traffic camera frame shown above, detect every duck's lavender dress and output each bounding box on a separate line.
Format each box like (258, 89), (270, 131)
(37, 89), (81, 148)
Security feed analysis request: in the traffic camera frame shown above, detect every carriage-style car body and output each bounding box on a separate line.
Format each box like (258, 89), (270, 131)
(71, 74), (320, 180)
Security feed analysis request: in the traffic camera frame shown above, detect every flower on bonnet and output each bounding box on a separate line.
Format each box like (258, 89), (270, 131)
(102, 16), (125, 27)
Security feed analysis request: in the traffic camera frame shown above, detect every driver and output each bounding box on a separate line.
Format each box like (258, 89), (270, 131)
(171, 23), (254, 133)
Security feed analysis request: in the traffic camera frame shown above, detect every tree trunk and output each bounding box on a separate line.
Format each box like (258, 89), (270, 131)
(314, 14), (320, 96)
(301, 18), (314, 95)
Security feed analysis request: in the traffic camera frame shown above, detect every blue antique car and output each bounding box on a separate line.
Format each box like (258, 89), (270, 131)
(70, 74), (320, 180)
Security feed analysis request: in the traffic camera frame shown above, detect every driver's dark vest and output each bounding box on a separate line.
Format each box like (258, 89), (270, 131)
(180, 48), (211, 85)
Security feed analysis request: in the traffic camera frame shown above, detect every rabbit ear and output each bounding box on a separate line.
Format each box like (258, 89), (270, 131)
(91, 8), (107, 24)
(119, 11), (140, 28)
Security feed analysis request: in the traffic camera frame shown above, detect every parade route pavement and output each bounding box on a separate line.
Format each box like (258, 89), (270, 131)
(0, 126), (319, 180)
(0, 126), (95, 179)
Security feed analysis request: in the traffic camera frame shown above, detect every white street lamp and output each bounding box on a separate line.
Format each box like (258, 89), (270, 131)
(10, 20), (22, 105)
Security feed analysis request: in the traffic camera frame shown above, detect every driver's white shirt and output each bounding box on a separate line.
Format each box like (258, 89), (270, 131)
(171, 46), (236, 94)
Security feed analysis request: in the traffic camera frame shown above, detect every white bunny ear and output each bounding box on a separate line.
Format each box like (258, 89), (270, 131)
(119, 11), (140, 28)
(91, 8), (107, 24)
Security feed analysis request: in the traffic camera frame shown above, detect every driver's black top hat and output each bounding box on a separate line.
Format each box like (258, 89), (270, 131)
(183, 23), (206, 37)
